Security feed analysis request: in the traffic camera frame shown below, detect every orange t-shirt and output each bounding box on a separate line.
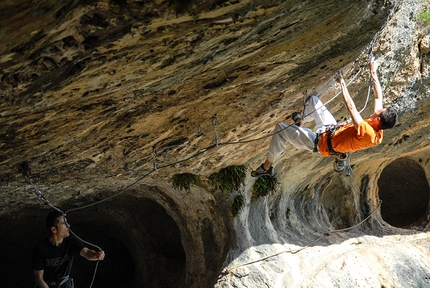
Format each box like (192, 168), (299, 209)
(317, 120), (383, 157)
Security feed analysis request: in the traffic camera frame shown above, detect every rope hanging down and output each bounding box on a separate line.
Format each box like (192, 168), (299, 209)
(68, 228), (102, 288)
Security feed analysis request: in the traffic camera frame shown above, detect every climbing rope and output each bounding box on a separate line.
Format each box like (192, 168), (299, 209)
(359, 79), (372, 114)
(27, 53), (376, 215)
(24, 26), (381, 213)
(27, 48), (378, 215)
(21, 5), (401, 285)
(24, 36), (382, 288)
(301, 42), (376, 124)
(24, 0), (393, 207)
(27, 176), (64, 214)
(220, 200), (382, 276)
(68, 228), (102, 288)
(24, 36), (381, 288)
(24, 173), (103, 288)
(23, 84), (366, 286)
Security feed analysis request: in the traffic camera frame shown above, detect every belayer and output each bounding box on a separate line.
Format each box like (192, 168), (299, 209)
(251, 56), (398, 177)
(32, 210), (105, 288)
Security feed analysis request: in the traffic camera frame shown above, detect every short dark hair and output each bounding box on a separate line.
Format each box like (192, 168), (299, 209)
(45, 210), (64, 231)
(380, 107), (398, 129)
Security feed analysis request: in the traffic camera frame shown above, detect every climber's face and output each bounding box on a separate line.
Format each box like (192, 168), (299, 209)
(370, 108), (387, 121)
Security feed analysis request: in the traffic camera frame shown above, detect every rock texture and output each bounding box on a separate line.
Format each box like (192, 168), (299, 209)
(0, 0), (429, 287)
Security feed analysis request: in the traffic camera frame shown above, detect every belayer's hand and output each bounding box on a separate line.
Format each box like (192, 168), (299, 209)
(96, 250), (105, 261)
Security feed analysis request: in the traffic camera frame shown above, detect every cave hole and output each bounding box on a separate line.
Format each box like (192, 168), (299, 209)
(378, 157), (430, 228)
(64, 198), (186, 288)
(1, 197), (186, 288)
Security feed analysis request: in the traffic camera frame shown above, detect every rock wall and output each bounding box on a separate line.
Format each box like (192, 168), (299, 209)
(217, 0), (430, 287)
(0, 0), (429, 287)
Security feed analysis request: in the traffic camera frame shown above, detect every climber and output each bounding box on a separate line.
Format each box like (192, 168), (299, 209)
(32, 210), (105, 288)
(251, 56), (398, 177)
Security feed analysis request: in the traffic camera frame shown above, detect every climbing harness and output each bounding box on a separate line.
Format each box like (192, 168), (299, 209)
(327, 126), (354, 177)
(326, 124), (341, 155)
(38, 275), (70, 288)
(346, 154), (353, 177)
(312, 124), (354, 176)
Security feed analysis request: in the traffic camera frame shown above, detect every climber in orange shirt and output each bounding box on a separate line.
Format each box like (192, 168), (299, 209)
(251, 57), (398, 177)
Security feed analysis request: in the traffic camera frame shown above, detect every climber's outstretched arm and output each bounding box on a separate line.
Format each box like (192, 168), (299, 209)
(369, 57), (383, 113)
(334, 71), (363, 129)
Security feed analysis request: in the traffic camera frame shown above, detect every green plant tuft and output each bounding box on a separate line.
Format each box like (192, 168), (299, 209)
(209, 165), (247, 193)
(418, 11), (430, 24)
(231, 194), (245, 217)
(252, 175), (279, 199)
(170, 172), (201, 191)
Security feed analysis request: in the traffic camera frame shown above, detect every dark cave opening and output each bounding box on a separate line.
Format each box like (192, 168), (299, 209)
(378, 158), (430, 228)
(0, 197), (186, 288)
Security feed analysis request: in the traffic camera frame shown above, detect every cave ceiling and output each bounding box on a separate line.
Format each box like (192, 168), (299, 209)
(1, 0), (430, 287)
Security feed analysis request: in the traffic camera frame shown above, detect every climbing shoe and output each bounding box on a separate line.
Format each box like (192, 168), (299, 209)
(333, 154), (347, 173)
(292, 112), (302, 126)
(251, 164), (275, 177)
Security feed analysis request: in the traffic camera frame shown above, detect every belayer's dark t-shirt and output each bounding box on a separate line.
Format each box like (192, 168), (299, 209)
(31, 234), (85, 282)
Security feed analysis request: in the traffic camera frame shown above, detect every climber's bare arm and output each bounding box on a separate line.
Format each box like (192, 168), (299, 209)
(334, 71), (363, 129)
(368, 57), (383, 113)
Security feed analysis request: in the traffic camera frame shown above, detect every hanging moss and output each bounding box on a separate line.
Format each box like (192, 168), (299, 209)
(252, 175), (279, 199)
(231, 194), (245, 217)
(209, 165), (247, 193)
(170, 172), (201, 191)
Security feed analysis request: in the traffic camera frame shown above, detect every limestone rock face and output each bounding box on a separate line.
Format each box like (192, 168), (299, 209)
(1, 0), (430, 287)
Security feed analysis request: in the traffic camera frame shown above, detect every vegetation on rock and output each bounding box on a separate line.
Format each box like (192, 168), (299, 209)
(231, 193), (245, 217)
(170, 172), (202, 191)
(252, 175), (279, 199)
(418, 11), (430, 24)
(209, 165), (247, 193)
